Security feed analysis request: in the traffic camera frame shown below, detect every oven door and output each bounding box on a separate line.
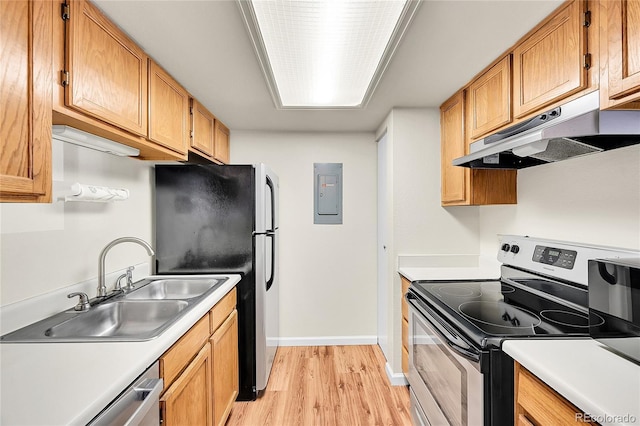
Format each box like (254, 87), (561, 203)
(406, 292), (484, 426)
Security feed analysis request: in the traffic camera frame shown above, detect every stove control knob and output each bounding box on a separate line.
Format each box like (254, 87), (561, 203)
(501, 243), (511, 252)
(510, 245), (520, 254)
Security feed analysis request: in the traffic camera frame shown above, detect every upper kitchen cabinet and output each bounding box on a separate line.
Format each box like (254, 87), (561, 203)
(441, 91), (468, 205)
(512, 0), (588, 118)
(148, 60), (189, 156)
(600, 0), (640, 108)
(1, 0), (53, 203)
(190, 99), (230, 164)
(214, 120), (231, 164)
(65, 0), (147, 136)
(52, 0), (202, 160)
(191, 99), (216, 158)
(467, 55), (512, 141)
(440, 91), (517, 206)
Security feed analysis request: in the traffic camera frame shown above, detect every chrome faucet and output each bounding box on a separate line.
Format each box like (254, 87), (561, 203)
(97, 237), (154, 297)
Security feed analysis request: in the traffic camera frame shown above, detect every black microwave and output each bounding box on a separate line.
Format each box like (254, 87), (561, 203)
(588, 258), (640, 364)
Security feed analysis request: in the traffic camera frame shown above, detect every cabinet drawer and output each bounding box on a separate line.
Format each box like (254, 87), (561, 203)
(516, 364), (595, 425)
(210, 288), (237, 333)
(160, 314), (210, 391)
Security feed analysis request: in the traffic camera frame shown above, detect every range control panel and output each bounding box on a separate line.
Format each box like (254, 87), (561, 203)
(532, 245), (577, 269)
(497, 235), (639, 286)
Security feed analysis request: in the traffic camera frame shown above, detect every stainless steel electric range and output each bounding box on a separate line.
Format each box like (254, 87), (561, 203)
(405, 235), (639, 426)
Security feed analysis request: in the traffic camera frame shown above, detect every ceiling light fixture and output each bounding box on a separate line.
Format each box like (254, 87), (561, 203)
(238, 0), (420, 109)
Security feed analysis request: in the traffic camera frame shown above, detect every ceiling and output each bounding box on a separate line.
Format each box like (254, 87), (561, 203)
(93, 0), (563, 132)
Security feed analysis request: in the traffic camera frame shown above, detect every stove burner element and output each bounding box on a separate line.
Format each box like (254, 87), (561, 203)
(540, 310), (604, 328)
(459, 301), (542, 329)
(434, 285), (481, 298)
(501, 284), (516, 294)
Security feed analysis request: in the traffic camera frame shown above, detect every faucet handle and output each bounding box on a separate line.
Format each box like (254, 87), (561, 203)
(115, 273), (127, 291)
(125, 266), (135, 290)
(68, 292), (91, 311)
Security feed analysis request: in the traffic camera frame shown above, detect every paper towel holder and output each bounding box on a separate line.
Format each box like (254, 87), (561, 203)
(61, 183), (130, 203)
(52, 125), (140, 157)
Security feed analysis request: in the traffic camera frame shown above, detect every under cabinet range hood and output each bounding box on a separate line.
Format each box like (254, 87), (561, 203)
(452, 91), (640, 169)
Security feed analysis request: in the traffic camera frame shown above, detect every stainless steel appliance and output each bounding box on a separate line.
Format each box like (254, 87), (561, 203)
(589, 257), (640, 363)
(406, 235), (639, 425)
(452, 91), (640, 169)
(154, 163), (279, 400)
(88, 362), (163, 425)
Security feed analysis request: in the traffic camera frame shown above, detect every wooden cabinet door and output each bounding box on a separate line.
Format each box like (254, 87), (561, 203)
(148, 60), (189, 156)
(513, 0), (587, 118)
(468, 55), (512, 140)
(214, 120), (230, 164)
(440, 91), (468, 205)
(161, 342), (213, 426)
(401, 275), (409, 373)
(1, 0), (52, 203)
(191, 99), (215, 158)
(66, 0), (147, 136)
(210, 310), (239, 426)
(603, 0), (640, 101)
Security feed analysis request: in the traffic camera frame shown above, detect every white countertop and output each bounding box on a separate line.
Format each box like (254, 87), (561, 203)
(0, 275), (240, 426)
(398, 255), (501, 281)
(503, 339), (640, 426)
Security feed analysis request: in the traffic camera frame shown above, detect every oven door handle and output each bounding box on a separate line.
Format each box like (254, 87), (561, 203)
(406, 292), (481, 363)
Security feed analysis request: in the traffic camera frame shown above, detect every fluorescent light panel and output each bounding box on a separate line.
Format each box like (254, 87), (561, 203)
(244, 0), (414, 108)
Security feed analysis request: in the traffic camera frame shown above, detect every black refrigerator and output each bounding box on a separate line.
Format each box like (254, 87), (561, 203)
(154, 163), (279, 401)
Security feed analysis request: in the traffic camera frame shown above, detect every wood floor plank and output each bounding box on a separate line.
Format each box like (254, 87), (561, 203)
(226, 345), (412, 426)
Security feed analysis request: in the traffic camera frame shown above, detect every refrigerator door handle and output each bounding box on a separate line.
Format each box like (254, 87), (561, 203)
(266, 174), (276, 232)
(266, 232), (276, 291)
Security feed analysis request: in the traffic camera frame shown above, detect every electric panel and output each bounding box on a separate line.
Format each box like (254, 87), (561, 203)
(314, 163), (343, 224)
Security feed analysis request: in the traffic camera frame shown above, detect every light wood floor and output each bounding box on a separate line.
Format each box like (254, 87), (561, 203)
(226, 345), (412, 426)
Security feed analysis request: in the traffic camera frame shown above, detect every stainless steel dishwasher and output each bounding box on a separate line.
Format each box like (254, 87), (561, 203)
(88, 362), (163, 426)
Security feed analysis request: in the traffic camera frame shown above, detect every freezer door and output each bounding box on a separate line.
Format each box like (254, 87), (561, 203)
(255, 163), (279, 233)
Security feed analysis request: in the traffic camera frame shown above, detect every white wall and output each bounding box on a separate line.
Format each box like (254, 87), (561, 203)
(0, 140), (154, 306)
(378, 108), (481, 375)
(479, 145), (640, 253)
(230, 131), (378, 342)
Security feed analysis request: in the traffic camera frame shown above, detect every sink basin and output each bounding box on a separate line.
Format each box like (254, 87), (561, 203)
(45, 300), (188, 339)
(1, 299), (190, 342)
(125, 278), (225, 300)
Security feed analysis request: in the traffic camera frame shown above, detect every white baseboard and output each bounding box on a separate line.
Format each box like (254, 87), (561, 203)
(272, 335), (377, 347)
(385, 362), (409, 386)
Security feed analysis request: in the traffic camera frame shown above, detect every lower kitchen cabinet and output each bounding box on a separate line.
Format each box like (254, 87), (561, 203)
(159, 287), (239, 426)
(161, 342), (213, 426)
(211, 310), (239, 426)
(515, 362), (596, 425)
(401, 275), (410, 374)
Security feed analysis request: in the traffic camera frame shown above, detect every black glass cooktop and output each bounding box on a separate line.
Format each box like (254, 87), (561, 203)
(411, 279), (601, 339)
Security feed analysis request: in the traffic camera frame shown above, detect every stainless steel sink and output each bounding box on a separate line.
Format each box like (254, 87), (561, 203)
(0, 276), (229, 343)
(45, 300), (189, 339)
(125, 278), (223, 300)
(1, 299), (190, 342)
